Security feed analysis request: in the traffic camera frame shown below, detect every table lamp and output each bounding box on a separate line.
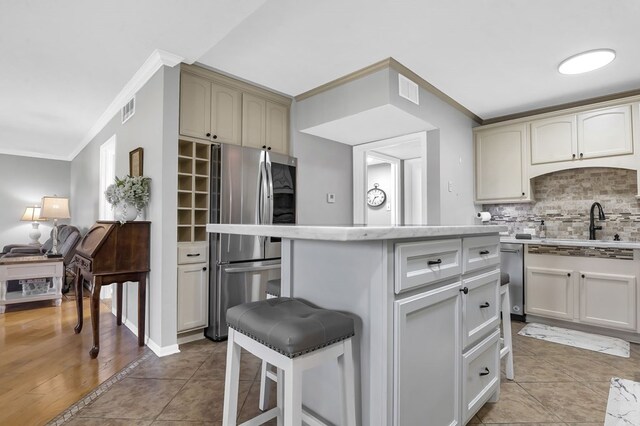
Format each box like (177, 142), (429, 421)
(21, 206), (46, 245)
(40, 196), (70, 256)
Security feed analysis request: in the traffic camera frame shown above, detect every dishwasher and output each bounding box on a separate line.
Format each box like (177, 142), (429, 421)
(500, 243), (525, 321)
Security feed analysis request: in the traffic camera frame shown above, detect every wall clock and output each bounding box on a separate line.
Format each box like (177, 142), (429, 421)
(367, 183), (386, 207)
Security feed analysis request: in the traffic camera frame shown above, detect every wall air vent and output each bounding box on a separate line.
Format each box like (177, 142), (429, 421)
(398, 74), (419, 105)
(121, 96), (135, 124)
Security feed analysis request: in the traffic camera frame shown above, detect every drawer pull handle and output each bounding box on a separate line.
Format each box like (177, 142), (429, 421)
(428, 259), (442, 266)
(479, 367), (490, 376)
(479, 250), (490, 255)
(479, 302), (490, 308)
(186, 253), (201, 257)
(460, 287), (469, 295)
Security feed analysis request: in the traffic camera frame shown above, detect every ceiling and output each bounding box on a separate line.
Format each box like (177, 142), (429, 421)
(3, 0), (640, 160)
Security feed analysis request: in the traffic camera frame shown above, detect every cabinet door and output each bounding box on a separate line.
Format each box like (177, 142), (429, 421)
(580, 272), (636, 331)
(242, 93), (266, 149)
(180, 73), (211, 140)
(530, 114), (577, 164)
(577, 105), (633, 159)
(462, 329), (500, 424)
(211, 83), (242, 146)
(525, 266), (574, 320)
(462, 270), (500, 349)
(394, 282), (461, 426)
(177, 263), (209, 332)
(265, 101), (289, 154)
(475, 123), (528, 202)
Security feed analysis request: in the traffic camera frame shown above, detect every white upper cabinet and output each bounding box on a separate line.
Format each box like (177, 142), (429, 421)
(180, 73), (211, 140)
(530, 105), (633, 165)
(577, 105), (633, 159)
(242, 93), (267, 150)
(474, 123), (528, 202)
(211, 83), (242, 146)
(530, 114), (577, 164)
(265, 101), (289, 155)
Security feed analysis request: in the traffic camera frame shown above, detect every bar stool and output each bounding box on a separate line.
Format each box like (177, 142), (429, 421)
(223, 297), (357, 426)
(259, 279), (281, 411)
(500, 272), (514, 380)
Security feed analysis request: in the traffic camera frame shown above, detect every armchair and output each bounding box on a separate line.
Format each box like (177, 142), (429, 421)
(2, 225), (82, 292)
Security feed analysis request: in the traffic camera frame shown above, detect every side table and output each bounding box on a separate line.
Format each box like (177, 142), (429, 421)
(0, 256), (64, 313)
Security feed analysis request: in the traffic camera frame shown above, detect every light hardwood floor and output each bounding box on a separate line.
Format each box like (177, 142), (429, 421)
(0, 293), (145, 426)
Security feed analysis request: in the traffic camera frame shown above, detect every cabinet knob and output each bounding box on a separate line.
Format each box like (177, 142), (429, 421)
(522, 192), (525, 196)
(479, 302), (490, 308)
(572, 153), (576, 159)
(567, 272), (571, 277)
(267, 146), (271, 150)
(212, 135), (218, 140)
(203, 267), (207, 271)
(262, 145), (267, 149)
(580, 153), (584, 158)
(582, 274), (585, 278)
(479, 367), (490, 376)
(460, 287), (469, 295)
(206, 132), (211, 137)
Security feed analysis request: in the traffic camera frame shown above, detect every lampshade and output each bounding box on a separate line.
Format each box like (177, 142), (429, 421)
(40, 196), (71, 220)
(21, 206), (44, 222)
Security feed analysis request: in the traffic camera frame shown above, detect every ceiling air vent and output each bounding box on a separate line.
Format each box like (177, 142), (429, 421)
(398, 74), (419, 105)
(121, 96), (135, 124)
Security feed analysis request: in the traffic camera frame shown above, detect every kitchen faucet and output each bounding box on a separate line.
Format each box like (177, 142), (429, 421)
(589, 202), (606, 240)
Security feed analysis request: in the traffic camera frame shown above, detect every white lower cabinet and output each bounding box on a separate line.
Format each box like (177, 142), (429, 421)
(462, 329), (500, 424)
(394, 281), (462, 426)
(525, 253), (638, 332)
(394, 236), (501, 425)
(177, 263), (209, 333)
(525, 266), (574, 320)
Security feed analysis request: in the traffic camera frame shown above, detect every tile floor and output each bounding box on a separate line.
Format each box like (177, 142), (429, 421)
(60, 321), (640, 425)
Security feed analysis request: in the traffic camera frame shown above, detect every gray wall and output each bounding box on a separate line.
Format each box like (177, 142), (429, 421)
(70, 65), (180, 350)
(290, 103), (353, 225)
(0, 154), (70, 248)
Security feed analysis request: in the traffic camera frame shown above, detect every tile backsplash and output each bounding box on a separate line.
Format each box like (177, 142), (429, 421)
(484, 167), (640, 241)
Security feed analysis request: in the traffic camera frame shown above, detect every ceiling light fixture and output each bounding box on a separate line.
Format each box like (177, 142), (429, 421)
(558, 49), (616, 75)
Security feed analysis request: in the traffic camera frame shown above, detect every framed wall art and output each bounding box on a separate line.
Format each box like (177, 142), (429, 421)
(129, 147), (143, 177)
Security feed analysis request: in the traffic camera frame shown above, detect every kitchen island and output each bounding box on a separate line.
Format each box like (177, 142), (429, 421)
(207, 224), (506, 425)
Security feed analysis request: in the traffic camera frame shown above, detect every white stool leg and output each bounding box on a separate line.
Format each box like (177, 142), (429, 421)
(276, 367), (284, 426)
(339, 338), (357, 426)
(222, 328), (242, 426)
(259, 361), (270, 411)
(501, 285), (514, 380)
(283, 361), (302, 426)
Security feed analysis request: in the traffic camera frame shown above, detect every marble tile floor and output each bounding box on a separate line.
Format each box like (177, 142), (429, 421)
(56, 320), (640, 425)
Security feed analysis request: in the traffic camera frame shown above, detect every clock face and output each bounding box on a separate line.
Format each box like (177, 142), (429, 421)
(367, 186), (386, 207)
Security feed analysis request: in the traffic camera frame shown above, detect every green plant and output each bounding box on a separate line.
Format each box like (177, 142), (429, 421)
(104, 175), (151, 221)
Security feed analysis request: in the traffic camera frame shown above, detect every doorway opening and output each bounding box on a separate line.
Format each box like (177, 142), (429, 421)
(98, 135), (116, 300)
(353, 132), (429, 225)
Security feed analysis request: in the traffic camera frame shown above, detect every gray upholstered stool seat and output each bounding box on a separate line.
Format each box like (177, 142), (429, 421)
(227, 297), (354, 358)
(500, 272), (510, 286)
(265, 278), (281, 297)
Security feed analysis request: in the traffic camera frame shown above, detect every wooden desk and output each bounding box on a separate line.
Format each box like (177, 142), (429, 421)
(0, 256), (64, 313)
(73, 221), (150, 358)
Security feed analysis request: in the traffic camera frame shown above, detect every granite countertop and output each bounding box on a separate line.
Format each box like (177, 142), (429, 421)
(500, 236), (640, 250)
(206, 224), (507, 241)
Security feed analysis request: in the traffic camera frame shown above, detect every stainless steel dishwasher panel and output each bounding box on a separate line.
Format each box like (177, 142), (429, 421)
(500, 243), (525, 321)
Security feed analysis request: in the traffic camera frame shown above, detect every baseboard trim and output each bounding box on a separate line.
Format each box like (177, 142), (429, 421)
(146, 338), (180, 357)
(177, 329), (206, 345)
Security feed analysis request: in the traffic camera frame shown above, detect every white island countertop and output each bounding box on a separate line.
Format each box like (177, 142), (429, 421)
(206, 224), (507, 241)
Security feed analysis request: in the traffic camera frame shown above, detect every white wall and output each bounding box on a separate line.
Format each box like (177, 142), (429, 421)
(70, 65), (180, 354)
(0, 154), (70, 248)
(367, 163), (393, 225)
(290, 103), (353, 225)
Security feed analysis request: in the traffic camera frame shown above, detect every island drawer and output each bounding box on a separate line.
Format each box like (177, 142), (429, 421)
(463, 236), (500, 274)
(178, 242), (208, 264)
(394, 239), (462, 294)
(461, 270), (501, 348)
(462, 328), (500, 424)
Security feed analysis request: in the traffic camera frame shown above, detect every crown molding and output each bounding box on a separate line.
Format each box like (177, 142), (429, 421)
(67, 49), (186, 161)
(0, 147), (69, 161)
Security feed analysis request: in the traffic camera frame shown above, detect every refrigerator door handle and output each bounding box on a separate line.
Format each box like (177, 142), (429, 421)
(223, 264), (281, 273)
(265, 152), (274, 225)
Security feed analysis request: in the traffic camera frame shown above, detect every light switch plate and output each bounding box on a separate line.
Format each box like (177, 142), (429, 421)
(327, 193), (335, 203)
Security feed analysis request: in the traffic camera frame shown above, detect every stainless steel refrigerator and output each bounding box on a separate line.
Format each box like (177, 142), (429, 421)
(205, 144), (297, 340)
